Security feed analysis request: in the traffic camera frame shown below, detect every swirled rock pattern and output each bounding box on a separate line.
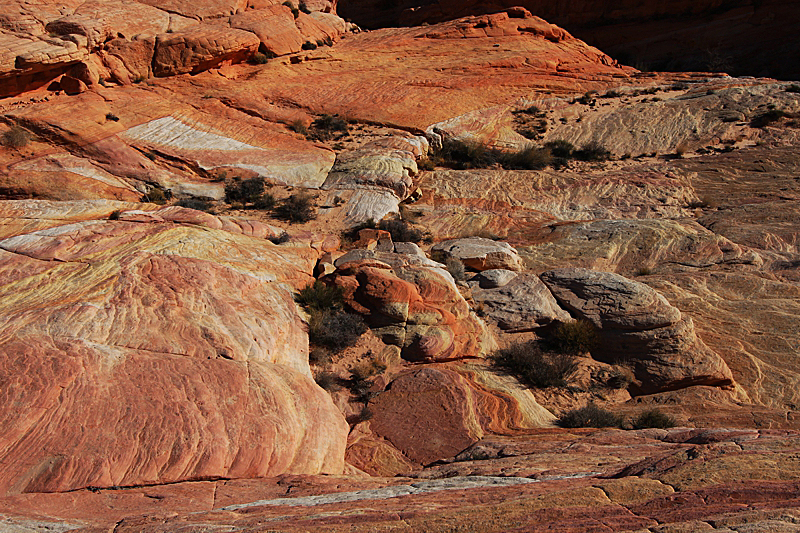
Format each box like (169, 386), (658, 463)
(0, 200), (348, 495)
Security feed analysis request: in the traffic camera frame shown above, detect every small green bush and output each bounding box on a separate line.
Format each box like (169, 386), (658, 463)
(308, 309), (367, 352)
(379, 218), (425, 243)
(273, 193), (316, 223)
(548, 320), (599, 355)
(290, 119), (308, 136)
(1, 125), (30, 149)
(631, 408), (676, 429)
(606, 366), (634, 389)
(557, 404), (624, 428)
(491, 341), (578, 388)
(301, 41), (317, 51)
(309, 346), (333, 365)
(296, 280), (344, 311)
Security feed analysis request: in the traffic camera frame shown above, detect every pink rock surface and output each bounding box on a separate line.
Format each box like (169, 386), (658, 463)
(0, 200), (348, 495)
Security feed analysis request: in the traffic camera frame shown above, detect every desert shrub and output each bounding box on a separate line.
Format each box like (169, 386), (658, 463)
(445, 257), (465, 281)
(306, 114), (349, 141)
(631, 408), (676, 429)
(417, 156), (435, 170)
(601, 89), (621, 98)
(140, 187), (169, 204)
(314, 371), (340, 391)
(1, 125), (30, 148)
(557, 404), (624, 428)
(109, 209), (122, 220)
(253, 192), (276, 210)
(433, 138), (496, 169)
(750, 110), (786, 128)
(606, 366), (634, 389)
(574, 141), (611, 161)
(105, 113), (120, 122)
(545, 140), (575, 159)
(225, 177), (266, 205)
(548, 320), (599, 355)
(251, 52), (270, 64)
(301, 41), (317, 50)
(356, 406), (374, 421)
(273, 193), (316, 223)
(290, 119), (308, 135)
(268, 231), (290, 244)
(309, 346), (333, 365)
(575, 91), (596, 105)
(379, 218), (424, 243)
(308, 309), (367, 351)
(501, 146), (552, 170)
(176, 198), (213, 212)
(670, 82), (690, 91)
(296, 280), (344, 311)
(786, 84), (800, 93)
(491, 341), (578, 388)
(635, 266), (652, 276)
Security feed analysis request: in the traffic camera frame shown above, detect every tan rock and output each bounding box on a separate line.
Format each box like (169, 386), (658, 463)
(432, 237), (523, 272)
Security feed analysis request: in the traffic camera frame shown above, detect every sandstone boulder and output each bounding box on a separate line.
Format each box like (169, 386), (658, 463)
(432, 237), (523, 272)
(328, 249), (494, 361)
(470, 273), (571, 331)
(471, 268), (517, 289)
(540, 268), (734, 394)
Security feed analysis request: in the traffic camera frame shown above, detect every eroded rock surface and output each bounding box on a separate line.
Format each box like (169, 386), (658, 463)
(0, 200), (348, 495)
(541, 268), (735, 394)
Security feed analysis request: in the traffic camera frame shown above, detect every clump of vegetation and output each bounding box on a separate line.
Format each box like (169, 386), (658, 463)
(502, 146), (553, 170)
(557, 404), (624, 428)
(290, 119), (308, 136)
(631, 408), (676, 429)
(225, 177), (268, 206)
(302, 114), (349, 141)
(574, 91), (597, 105)
(606, 366), (634, 389)
(301, 41), (318, 51)
(309, 346), (333, 365)
(601, 89), (621, 98)
(140, 186), (169, 205)
(176, 198), (214, 212)
(431, 139), (554, 171)
(105, 113), (120, 122)
(545, 140), (575, 159)
(573, 141), (611, 162)
(296, 280), (345, 311)
(635, 266), (652, 276)
(347, 353), (386, 403)
(750, 109), (786, 128)
(786, 84), (800, 93)
(547, 320), (599, 355)
(314, 371), (340, 391)
(251, 52), (270, 64)
(298, 0), (311, 13)
(417, 156), (435, 171)
(512, 105), (548, 140)
(273, 193), (316, 223)
(308, 309), (368, 352)
(490, 341), (578, 388)
(1, 125), (30, 149)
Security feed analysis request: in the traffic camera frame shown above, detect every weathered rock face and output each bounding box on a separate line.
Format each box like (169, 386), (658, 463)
(469, 272), (571, 331)
(0, 0), (347, 97)
(338, 0), (799, 80)
(327, 247), (494, 361)
(0, 200), (348, 495)
(431, 237), (523, 272)
(540, 268), (735, 394)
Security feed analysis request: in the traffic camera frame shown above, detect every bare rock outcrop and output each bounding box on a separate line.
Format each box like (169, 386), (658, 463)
(431, 237), (523, 272)
(0, 200), (348, 495)
(469, 272), (571, 330)
(327, 247), (494, 361)
(540, 268), (734, 394)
